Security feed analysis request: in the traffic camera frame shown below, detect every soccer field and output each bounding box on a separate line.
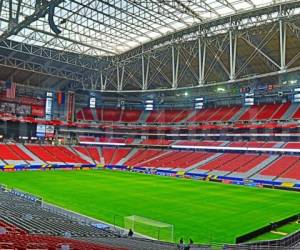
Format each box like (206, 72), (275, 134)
(0, 169), (299, 244)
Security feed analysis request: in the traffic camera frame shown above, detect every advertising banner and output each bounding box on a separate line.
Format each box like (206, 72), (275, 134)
(36, 124), (46, 137)
(45, 125), (55, 138)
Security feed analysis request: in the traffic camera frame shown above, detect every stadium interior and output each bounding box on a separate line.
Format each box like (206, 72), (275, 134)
(0, 0), (300, 249)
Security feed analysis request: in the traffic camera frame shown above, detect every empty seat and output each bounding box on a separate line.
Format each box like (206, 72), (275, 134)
(199, 153), (240, 171)
(7, 145), (32, 161)
(0, 144), (22, 161)
(121, 110), (142, 122)
(82, 108), (94, 121)
(26, 145), (87, 164)
(141, 139), (173, 145)
(260, 156), (299, 177)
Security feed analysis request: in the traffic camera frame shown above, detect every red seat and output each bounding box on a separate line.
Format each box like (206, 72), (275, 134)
(121, 110), (142, 122)
(26, 145), (87, 164)
(8, 144), (32, 161)
(74, 146), (101, 163)
(141, 139), (173, 145)
(292, 105), (300, 119)
(0, 144), (21, 160)
(199, 153), (240, 171)
(0, 219), (126, 250)
(82, 108), (94, 121)
(260, 156), (299, 177)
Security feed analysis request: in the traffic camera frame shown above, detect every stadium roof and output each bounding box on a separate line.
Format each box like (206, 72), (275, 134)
(0, 0), (291, 57)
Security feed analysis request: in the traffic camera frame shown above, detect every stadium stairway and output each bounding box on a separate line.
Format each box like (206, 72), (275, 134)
(229, 106), (248, 122)
(0, 159), (7, 166)
(274, 141), (286, 148)
(127, 150), (170, 167)
(197, 153), (241, 174)
(283, 102), (300, 119)
(227, 154), (280, 179)
(0, 144), (29, 165)
(275, 159), (300, 181)
(26, 145), (64, 164)
(217, 141), (230, 146)
(132, 138), (141, 144)
(110, 148), (131, 165)
(91, 109), (98, 121)
(188, 153), (224, 173)
(180, 110), (196, 123)
(16, 144), (45, 164)
(97, 147), (105, 165)
(70, 146), (95, 164)
(73, 146), (96, 164)
(42, 146), (81, 165)
(117, 148), (139, 165)
(118, 109), (125, 122)
(207, 154), (257, 177)
(137, 110), (150, 123)
(8, 144), (32, 165)
(249, 155), (283, 180)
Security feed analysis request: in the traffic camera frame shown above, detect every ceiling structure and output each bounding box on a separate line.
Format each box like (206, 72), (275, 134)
(0, 0), (290, 56)
(0, 0), (300, 93)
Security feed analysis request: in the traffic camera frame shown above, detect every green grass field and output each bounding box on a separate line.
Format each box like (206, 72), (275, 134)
(250, 221), (300, 242)
(0, 169), (299, 244)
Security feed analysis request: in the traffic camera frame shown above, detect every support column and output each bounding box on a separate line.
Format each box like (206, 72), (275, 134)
(142, 54), (145, 90)
(172, 44), (179, 89)
(100, 73), (104, 91)
(279, 19), (286, 71)
(198, 36), (206, 85)
(116, 64), (124, 91)
(229, 29), (237, 80)
(142, 53), (149, 90)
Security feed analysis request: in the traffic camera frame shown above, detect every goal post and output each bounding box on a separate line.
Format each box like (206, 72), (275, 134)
(124, 215), (174, 242)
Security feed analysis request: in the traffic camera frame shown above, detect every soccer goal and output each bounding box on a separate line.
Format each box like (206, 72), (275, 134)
(124, 215), (173, 242)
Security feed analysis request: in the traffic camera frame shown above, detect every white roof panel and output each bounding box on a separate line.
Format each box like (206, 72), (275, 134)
(0, 0), (292, 56)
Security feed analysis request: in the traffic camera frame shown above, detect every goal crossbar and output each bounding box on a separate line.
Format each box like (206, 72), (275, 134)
(124, 215), (174, 242)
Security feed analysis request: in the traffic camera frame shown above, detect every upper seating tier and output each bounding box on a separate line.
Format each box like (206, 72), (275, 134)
(146, 110), (191, 123)
(76, 102), (292, 125)
(239, 102), (290, 121)
(77, 108), (141, 123)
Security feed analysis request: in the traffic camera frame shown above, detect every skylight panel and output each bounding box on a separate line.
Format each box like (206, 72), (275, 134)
(1, 0), (291, 56)
(217, 6), (235, 16)
(232, 1), (253, 10)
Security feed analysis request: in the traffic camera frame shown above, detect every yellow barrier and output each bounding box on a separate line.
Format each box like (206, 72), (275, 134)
(281, 182), (295, 188)
(176, 171), (185, 176)
(4, 165), (14, 169)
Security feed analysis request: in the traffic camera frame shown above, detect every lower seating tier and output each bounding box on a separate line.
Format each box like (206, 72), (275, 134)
(0, 234), (125, 250)
(259, 156), (300, 179)
(0, 190), (124, 249)
(25, 145), (88, 164)
(1, 143), (300, 182)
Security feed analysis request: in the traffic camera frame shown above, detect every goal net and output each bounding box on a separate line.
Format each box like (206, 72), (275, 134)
(124, 215), (173, 242)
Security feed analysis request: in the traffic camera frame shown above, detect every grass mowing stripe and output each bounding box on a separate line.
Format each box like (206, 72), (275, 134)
(0, 170), (299, 244)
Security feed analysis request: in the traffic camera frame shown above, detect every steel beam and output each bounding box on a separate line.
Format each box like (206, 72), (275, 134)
(0, 54), (89, 84)
(172, 44), (179, 89)
(229, 29), (237, 80)
(279, 19), (287, 71)
(198, 36), (206, 86)
(0, 0), (65, 42)
(141, 53), (150, 90)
